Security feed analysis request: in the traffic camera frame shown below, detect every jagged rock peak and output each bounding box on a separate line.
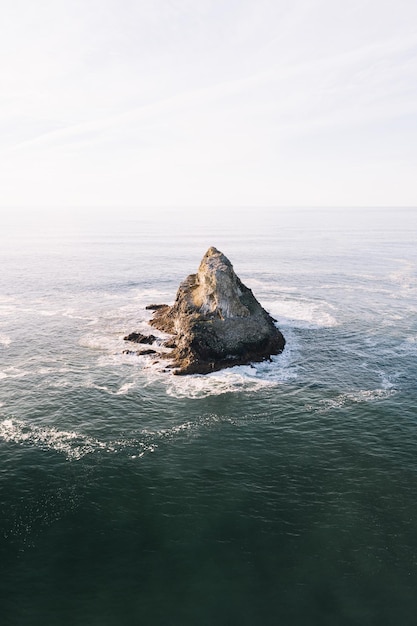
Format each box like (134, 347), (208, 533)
(143, 247), (286, 375)
(192, 246), (250, 319)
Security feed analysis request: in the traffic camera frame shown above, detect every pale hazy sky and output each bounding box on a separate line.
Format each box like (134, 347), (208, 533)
(1, 0), (417, 208)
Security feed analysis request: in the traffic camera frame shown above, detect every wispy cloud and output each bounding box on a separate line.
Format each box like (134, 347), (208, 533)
(0, 0), (416, 207)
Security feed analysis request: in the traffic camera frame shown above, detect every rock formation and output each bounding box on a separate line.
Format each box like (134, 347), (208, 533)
(123, 332), (156, 344)
(133, 246), (285, 375)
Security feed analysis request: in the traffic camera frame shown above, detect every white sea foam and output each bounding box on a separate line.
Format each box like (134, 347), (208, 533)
(389, 260), (417, 291)
(0, 305), (16, 317)
(79, 308), (300, 398)
(166, 369), (265, 399)
(79, 333), (124, 352)
(78, 293), (300, 398)
(0, 366), (30, 379)
(79, 309), (167, 356)
(379, 372), (396, 391)
(265, 298), (337, 329)
(143, 414), (222, 439)
(313, 368), (398, 413)
(0, 415), (209, 460)
(91, 343), (297, 400)
(0, 417), (158, 461)
(0, 418), (111, 460)
(82, 380), (137, 395)
(47, 379), (75, 389)
(115, 381), (136, 395)
(62, 308), (97, 321)
(129, 287), (173, 308)
(35, 366), (73, 376)
(166, 340), (298, 399)
(0, 333), (12, 346)
(20, 307), (61, 317)
(313, 385), (396, 413)
(398, 335), (417, 355)
(245, 278), (298, 294)
(95, 349), (168, 372)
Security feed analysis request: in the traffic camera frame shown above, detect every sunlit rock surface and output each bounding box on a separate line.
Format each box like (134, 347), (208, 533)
(148, 247), (285, 375)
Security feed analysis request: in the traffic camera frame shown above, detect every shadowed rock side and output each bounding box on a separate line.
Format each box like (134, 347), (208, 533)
(148, 246), (285, 375)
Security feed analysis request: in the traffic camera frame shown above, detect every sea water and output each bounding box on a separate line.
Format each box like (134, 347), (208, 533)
(0, 207), (416, 625)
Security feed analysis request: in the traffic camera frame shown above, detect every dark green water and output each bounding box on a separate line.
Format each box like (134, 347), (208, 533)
(1, 208), (417, 624)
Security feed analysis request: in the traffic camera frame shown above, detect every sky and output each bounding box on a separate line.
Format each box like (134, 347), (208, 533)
(1, 0), (417, 209)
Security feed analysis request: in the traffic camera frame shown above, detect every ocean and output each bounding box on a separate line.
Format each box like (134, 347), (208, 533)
(1, 206), (416, 625)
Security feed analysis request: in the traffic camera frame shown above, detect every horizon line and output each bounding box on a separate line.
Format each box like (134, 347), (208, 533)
(1, 204), (417, 211)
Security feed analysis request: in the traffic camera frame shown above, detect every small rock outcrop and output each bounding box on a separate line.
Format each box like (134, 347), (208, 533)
(146, 247), (285, 375)
(123, 332), (156, 344)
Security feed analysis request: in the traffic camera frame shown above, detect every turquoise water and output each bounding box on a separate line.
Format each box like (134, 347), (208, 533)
(1, 207), (417, 625)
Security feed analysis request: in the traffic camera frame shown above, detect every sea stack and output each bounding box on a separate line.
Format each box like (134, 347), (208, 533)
(145, 247), (285, 375)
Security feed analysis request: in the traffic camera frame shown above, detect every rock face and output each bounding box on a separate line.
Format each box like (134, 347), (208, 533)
(148, 247), (285, 375)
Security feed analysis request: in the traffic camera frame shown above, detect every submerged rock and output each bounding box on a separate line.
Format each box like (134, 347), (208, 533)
(148, 247), (285, 375)
(123, 332), (156, 345)
(137, 348), (158, 356)
(145, 304), (168, 311)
